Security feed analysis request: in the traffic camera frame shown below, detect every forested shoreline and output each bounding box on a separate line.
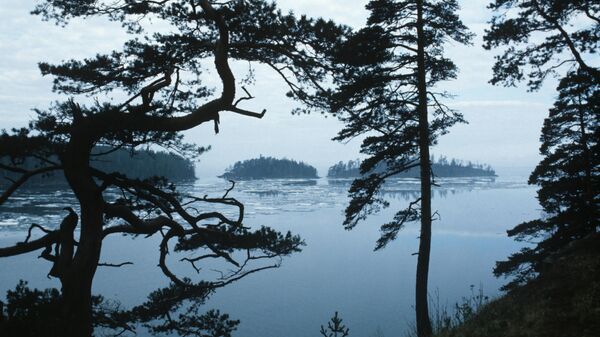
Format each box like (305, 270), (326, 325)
(220, 156), (318, 180)
(0, 147), (195, 185)
(327, 157), (496, 178)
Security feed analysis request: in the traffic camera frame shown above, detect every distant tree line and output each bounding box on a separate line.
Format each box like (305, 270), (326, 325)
(0, 147), (195, 185)
(327, 156), (496, 179)
(89, 148), (196, 181)
(220, 156), (318, 180)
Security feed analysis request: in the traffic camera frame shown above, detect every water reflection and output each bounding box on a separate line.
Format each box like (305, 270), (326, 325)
(247, 190), (283, 197)
(282, 179), (318, 186)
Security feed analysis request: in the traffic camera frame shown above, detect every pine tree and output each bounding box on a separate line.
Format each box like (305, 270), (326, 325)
(320, 312), (350, 337)
(329, 1), (472, 336)
(494, 71), (600, 288)
(485, 0), (600, 289)
(484, 0), (600, 89)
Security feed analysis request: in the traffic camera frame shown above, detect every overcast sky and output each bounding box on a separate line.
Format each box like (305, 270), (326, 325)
(0, 0), (558, 177)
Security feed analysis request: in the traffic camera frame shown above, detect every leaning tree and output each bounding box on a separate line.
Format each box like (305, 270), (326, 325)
(326, 1), (472, 336)
(484, 0), (600, 289)
(0, 1), (347, 336)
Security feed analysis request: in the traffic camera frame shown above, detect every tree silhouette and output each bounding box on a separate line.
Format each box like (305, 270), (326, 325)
(494, 71), (599, 289)
(0, 1), (346, 336)
(0, 280), (240, 337)
(485, 1), (600, 289)
(320, 312), (350, 337)
(0, 281), (63, 337)
(327, 1), (472, 336)
(484, 0), (600, 90)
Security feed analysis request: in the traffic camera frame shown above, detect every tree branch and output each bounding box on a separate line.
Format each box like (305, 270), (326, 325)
(0, 232), (58, 258)
(0, 165), (62, 205)
(531, 0), (600, 80)
(98, 261), (134, 268)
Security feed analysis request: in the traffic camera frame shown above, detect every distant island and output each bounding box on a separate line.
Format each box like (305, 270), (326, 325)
(328, 156), (496, 178)
(220, 156), (318, 180)
(0, 147), (195, 185)
(89, 148), (195, 181)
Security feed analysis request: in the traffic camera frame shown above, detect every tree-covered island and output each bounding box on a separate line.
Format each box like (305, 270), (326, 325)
(220, 156), (318, 180)
(0, 147), (196, 185)
(328, 157), (496, 179)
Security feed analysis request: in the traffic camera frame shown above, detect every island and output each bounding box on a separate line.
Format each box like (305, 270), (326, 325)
(0, 147), (195, 185)
(328, 156), (496, 178)
(220, 156), (318, 180)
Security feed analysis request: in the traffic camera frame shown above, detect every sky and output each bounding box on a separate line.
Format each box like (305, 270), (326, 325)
(0, 0), (559, 177)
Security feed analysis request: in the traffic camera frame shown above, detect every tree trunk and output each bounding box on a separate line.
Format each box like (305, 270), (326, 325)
(59, 130), (103, 337)
(415, 1), (433, 336)
(59, 208), (103, 337)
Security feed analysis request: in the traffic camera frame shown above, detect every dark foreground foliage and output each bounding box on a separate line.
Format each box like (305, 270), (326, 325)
(434, 233), (600, 337)
(484, 1), (600, 290)
(0, 280), (240, 337)
(320, 312), (350, 337)
(220, 156), (318, 180)
(494, 71), (600, 289)
(0, 281), (62, 337)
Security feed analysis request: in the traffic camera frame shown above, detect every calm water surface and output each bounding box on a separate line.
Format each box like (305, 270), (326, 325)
(0, 177), (539, 337)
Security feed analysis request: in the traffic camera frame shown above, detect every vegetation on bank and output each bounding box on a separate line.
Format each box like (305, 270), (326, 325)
(433, 233), (600, 337)
(0, 147), (196, 185)
(220, 156), (318, 180)
(436, 2), (600, 337)
(327, 157), (496, 179)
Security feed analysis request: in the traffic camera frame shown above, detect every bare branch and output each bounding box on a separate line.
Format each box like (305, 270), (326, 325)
(0, 232), (58, 258)
(0, 165), (62, 205)
(227, 106), (266, 119)
(233, 86), (254, 106)
(223, 179), (235, 198)
(24, 223), (54, 243)
(98, 261), (134, 268)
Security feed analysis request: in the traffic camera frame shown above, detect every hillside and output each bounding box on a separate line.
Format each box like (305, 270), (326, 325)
(328, 157), (496, 178)
(434, 233), (600, 337)
(0, 147), (195, 185)
(220, 156), (318, 180)
(89, 148), (195, 181)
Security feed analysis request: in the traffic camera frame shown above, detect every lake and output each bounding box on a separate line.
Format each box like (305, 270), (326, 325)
(0, 176), (539, 337)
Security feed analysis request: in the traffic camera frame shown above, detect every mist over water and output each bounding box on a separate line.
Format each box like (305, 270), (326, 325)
(0, 176), (538, 337)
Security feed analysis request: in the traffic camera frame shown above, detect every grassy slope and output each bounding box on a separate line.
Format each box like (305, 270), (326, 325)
(436, 233), (600, 337)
